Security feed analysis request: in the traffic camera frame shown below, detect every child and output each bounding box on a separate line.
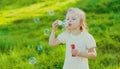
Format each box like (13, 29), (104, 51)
(49, 8), (97, 69)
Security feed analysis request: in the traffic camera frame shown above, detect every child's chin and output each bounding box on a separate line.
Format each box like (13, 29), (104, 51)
(68, 26), (71, 29)
(68, 27), (74, 30)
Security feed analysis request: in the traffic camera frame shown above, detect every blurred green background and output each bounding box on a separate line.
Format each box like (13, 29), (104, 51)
(0, 0), (120, 69)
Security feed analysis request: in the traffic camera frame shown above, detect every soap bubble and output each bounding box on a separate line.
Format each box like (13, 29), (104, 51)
(34, 17), (40, 23)
(47, 10), (54, 16)
(44, 29), (51, 35)
(29, 57), (36, 65)
(37, 45), (43, 51)
(62, 20), (68, 26)
(37, 45), (43, 54)
(57, 20), (62, 25)
(58, 20), (68, 27)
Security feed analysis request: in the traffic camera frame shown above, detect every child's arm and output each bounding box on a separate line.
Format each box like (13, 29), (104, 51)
(80, 47), (97, 59)
(72, 47), (97, 59)
(49, 20), (62, 46)
(77, 33), (97, 59)
(49, 30), (61, 46)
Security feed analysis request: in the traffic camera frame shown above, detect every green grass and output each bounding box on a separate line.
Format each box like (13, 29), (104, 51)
(0, 0), (120, 69)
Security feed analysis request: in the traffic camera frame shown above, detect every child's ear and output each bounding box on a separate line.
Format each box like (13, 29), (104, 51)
(79, 19), (83, 31)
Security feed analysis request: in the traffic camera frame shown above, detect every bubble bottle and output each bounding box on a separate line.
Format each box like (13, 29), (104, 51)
(71, 44), (76, 57)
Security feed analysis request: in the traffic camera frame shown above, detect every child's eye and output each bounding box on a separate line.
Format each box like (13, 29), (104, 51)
(72, 18), (76, 20)
(67, 18), (69, 20)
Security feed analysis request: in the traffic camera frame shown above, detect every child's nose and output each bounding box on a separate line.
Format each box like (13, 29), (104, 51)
(68, 20), (72, 23)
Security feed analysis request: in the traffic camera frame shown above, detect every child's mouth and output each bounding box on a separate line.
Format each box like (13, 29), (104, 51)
(68, 23), (72, 26)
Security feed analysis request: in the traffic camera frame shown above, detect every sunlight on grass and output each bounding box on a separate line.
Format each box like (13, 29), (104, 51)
(0, 0), (78, 25)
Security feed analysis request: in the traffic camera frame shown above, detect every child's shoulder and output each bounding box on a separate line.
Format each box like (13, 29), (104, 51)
(81, 31), (89, 35)
(81, 31), (93, 38)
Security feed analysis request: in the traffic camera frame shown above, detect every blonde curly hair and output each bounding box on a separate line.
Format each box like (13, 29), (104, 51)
(64, 8), (88, 32)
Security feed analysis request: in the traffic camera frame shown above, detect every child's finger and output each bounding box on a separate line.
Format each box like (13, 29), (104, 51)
(52, 22), (55, 26)
(53, 20), (60, 28)
(54, 20), (60, 24)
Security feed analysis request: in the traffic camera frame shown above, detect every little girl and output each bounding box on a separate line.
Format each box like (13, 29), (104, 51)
(49, 8), (97, 69)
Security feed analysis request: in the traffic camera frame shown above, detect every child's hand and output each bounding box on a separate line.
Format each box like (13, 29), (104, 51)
(52, 20), (60, 32)
(71, 49), (81, 57)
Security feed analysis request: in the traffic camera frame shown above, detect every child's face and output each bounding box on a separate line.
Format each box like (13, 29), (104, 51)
(66, 11), (81, 30)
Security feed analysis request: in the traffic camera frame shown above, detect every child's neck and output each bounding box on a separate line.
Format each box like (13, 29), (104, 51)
(70, 28), (81, 35)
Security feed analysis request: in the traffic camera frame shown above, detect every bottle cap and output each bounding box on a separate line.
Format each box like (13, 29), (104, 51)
(71, 44), (75, 49)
